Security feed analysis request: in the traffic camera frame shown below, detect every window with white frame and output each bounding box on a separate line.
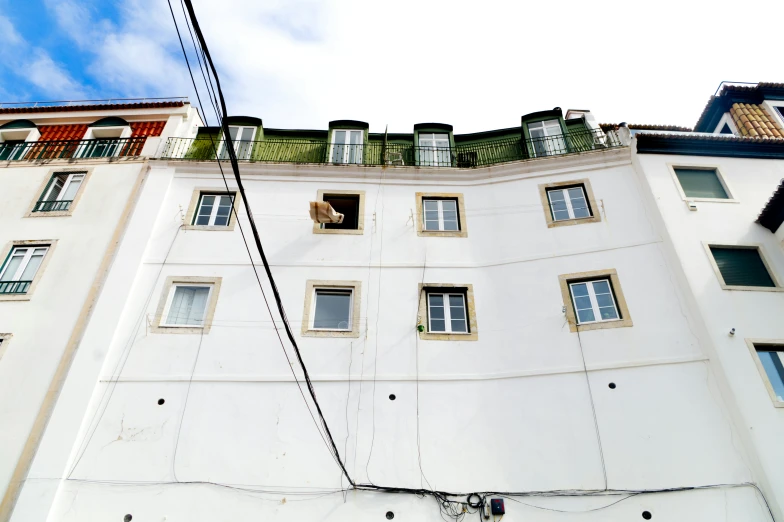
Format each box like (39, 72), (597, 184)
(219, 126), (256, 160)
(34, 172), (85, 212)
(418, 133), (451, 167)
(161, 284), (213, 327)
(528, 119), (566, 157)
(423, 198), (459, 231)
(0, 140), (26, 161)
(312, 288), (353, 330)
(569, 279), (620, 324)
(547, 185), (592, 221)
(0, 246), (48, 295)
(330, 130), (363, 164)
(427, 292), (468, 333)
(193, 193), (235, 226)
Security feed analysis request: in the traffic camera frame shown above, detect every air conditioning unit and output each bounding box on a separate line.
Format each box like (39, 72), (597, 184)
(457, 151), (477, 168)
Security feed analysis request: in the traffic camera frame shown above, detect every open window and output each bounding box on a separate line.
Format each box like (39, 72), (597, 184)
(747, 341), (784, 407)
(312, 190), (365, 235)
(32, 171), (86, 213)
(301, 280), (362, 338)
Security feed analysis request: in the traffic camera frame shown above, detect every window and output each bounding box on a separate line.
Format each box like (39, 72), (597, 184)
(569, 280), (619, 324)
(755, 345), (784, 403)
(427, 292), (468, 333)
(547, 186), (592, 221)
(331, 130), (363, 164)
(0, 140), (26, 160)
(321, 194), (360, 230)
(301, 280), (362, 338)
(0, 246), (48, 294)
(312, 190), (365, 235)
(423, 199), (459, 231)
(194, 193), (234, 227)
(673, 168), (729, 199)
(719, 124), (733, 135)
(538, 179), (600, 228)
(558, 269), (632, 332)
(528, 119), (566, 157)
(34, 172), (85, 213)
(312, 289), (353, 330)
(777, 106), (784, 121)
(416, 193), (468, 237)
(151, 276), (222, 333)
(416, 284), (478, 341)
(708, 246), (777, 289)
(219, 126), (256, 160)
(418, 133), (451, 167)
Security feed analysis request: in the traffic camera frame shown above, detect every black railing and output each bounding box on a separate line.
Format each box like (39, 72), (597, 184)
(33, 200), (73, 212)
(0, 281), (31, 294)
(0, 137), (148, 161)
(160, 128), (623, 168)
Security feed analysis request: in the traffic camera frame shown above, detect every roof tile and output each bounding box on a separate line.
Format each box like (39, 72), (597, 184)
(730, 103), (783, 139)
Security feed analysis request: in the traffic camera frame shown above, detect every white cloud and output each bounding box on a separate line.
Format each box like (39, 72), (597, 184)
(27, 50), (88, 99)
(0, 14), (23, 46)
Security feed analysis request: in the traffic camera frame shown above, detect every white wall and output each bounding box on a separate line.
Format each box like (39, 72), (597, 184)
(634, 149), (784, 520)
(13, 149), (773, 521)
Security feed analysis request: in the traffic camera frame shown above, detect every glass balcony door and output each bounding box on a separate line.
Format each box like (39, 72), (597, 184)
(528, 119), (566, 157)
(418, 133), (451, 167)
(331, 130), (363, 164)
(219, 126), (256, 160)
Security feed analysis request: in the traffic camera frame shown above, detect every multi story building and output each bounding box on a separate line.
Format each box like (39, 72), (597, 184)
(1, 94), (781, 521)
(0, 99), (202, 521)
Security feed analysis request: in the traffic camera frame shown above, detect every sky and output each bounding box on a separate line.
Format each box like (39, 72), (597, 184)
(0, 0), (782, 133)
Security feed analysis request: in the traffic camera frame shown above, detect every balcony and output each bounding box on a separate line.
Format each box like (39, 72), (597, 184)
(159, 128), (624, 168)
(0, 281), (31, 294)
(0, 137), (148, 161)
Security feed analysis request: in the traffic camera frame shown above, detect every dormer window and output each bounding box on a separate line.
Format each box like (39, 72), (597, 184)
(527, 119), (566, 157)
(418, 133), (451, 167)
(0, 120), (40, 160)
(80, 117), (132, 158)
(330, 129), (363, 164)
(219, 125), (256, 160)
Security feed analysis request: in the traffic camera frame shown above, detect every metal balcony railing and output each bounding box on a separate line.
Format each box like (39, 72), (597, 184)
(0, 281), (31, 294)
(0, 137), (148, 161)
(33, 200), (73, 212)
(159, 128), (623, 168)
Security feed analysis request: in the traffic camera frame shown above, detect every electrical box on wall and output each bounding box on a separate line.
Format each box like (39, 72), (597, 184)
(490, 499), (505, 515)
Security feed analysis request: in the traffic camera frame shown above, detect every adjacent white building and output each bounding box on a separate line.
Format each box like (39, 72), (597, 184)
(1, 93), (782, 521)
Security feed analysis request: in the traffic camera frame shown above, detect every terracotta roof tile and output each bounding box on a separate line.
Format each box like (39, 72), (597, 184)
(0, 101), (184, 115)
(730, 103), (784, 138)
(38, 124), (88, 141)
(130, 121), (166, 137)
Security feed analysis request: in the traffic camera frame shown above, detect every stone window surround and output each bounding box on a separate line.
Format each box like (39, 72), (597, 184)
(702, 242), (784, 292)
(183, 187), (243, 231)
(312, 189), (366, 236)
(24, 167), (93, 218)
(150, 276), (222, 334)
(538, 178), (601, 228)
(0, 239), (58, 302)
(416, 283), (478, 341)
(558, 268), (632, 333)
(301, 280), (362, 338)
(745, 338), (784, 408)
(415, 192), (468, 238)
(666, 163), (738, 203)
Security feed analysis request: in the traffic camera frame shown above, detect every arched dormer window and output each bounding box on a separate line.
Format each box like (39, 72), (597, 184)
(0, 120), (40, 160)
(79, 117), (132, 158)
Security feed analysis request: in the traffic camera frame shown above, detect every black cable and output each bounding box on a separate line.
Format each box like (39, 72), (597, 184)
(575, 326), (608, 490)
(172, 327), (205, 481)
(180, 0), (352, 483)
(166, 0), (342, 471)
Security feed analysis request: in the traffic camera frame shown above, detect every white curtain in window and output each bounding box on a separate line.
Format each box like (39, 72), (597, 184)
(167, 286), (210, 325)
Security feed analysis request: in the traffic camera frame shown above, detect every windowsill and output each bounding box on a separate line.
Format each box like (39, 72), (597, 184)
(149, 325), (208, 334)
(418, 330), (478, 341)
(718, 284), (784, 292)
(301, 327), (360, 338)
(312, 226), (364, 235)
(574, 317), (633, 332)
(183, 224), (236, 231)
(25, 210), (73, 218)
(547, 215), (601, 228)
(418, 229), (466, 238)
(683, 197), (739, 204)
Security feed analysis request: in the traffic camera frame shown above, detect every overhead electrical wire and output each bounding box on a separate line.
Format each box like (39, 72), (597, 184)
(167, 4), (778, 522)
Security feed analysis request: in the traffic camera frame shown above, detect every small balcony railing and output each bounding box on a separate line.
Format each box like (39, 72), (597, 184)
(33, 200), (73, 212)
(160, 128), (623, 168)
(0, 281), (31, 294)
(0, 137), (148, 161)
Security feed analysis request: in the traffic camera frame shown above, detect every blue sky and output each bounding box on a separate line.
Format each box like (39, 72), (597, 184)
(1, 0), (782, 131)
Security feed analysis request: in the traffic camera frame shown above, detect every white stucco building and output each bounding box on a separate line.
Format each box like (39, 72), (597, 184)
(1, 93), (782, 521)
